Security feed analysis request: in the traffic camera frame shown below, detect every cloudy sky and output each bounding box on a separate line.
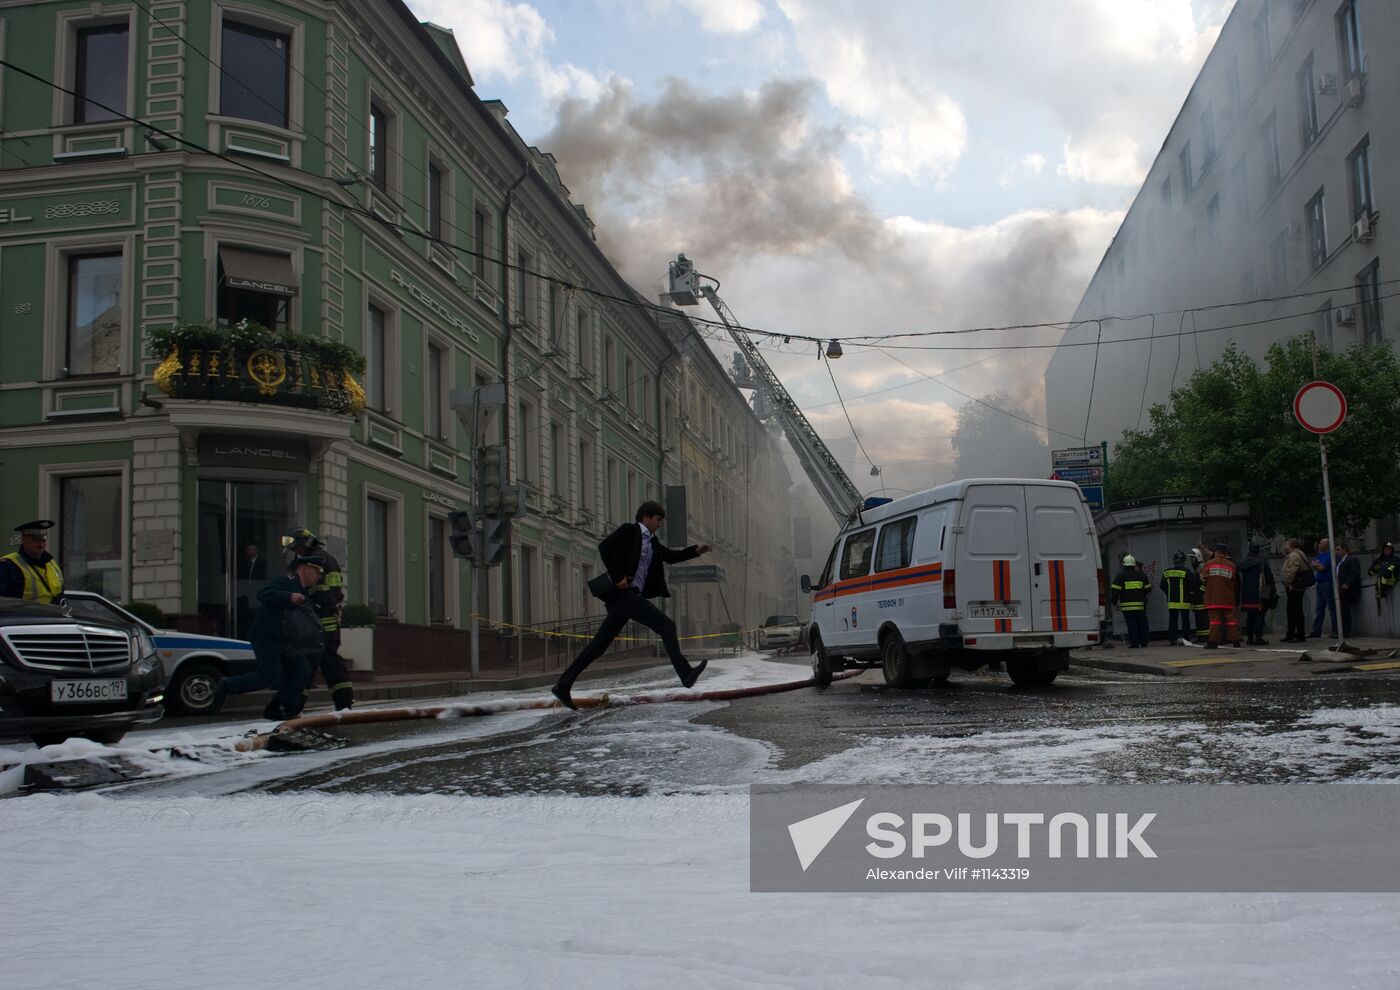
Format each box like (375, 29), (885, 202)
(409, 0), (1236, 495)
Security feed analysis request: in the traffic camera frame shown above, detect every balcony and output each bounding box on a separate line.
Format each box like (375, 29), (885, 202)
(150, 321), (366, 415)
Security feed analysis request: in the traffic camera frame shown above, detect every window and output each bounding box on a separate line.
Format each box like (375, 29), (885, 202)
(366, 496), (391, 616)
(59, 475), (123, 597)
(575, 309), (592, 374)
(1347, 135), (1373, 220)
(1270, 229), (1289, 294)
(605, 457), (618, 522)
(519, 545), (536, 626)
(1232, 156), (1250, 221)
(875, 517), (917, 573)
(473, 207), (490, 279)
(624, 357), (636, 411)
(221, 20), (290, 128)
(67, 253), (122, 375)
(1261, 113), (1281, 192)
(1296, 54), (1319, 149)
(1357, 259), (1382, 344)
(1200, 107), (1217, 163)
(367, 304), (388, 412)
(1306, 188), (1328, 271)
(816, 542), (839, 589)
(428, 162), (445, 241)
(839, 529), (876, 581)
(1160, 176), (1173, 211)
(1226, 57), (1242, 116)
(75, 24), (127, 124)
(1336, 0), (1363, 79)
(515, 250), (534, 328)
(369, 103), (389, 192)
(216, 247), (293, 330)
(579, 440), (594, 511)
(1206, 194), (1221, 240)
(1290, 0), (1310, 26)
(1253, 4), (1272, 71)
(1315, 299), (1335, 351)
(663, 398), (674, 441)
(516, 400), (537, 484)
(548, 282), (560, 346)
(550, 422), (564, 498)
(603, 337), (616, 391)
(428, 515), (447, 623)
(426, 342), (445, 438)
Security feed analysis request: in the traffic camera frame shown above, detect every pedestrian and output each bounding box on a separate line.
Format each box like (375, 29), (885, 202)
(1310, 537), (1338, 639)
(220, 555), (327, 721)
(551, 501), (712, 710)
(1201, 542), (1242, 649)
(1368, 541), (1398, 611)
(0, 520), (63, 604)
(282, 528), (354, 711)
(1336, 541), (1362, 639)
(1187, 548), (1209, 642)
(1110, 554), (1151, 648)
(1238, 542), (1277, 646)
(1160, 550), (1198, 646)
(1280, 538), (1312, 643)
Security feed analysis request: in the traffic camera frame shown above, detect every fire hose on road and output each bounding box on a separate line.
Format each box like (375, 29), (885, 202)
(233, 668), (865, 752)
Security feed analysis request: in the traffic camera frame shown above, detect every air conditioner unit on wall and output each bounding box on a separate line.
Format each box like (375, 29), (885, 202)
(1335, 305), (1357, 325)
(1353, 212), (1376, 242)
(1316, 72), (1338, 96)
(1344, 77), (1364, 107)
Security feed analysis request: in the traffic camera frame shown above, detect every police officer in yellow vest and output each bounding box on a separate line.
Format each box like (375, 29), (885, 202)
(1111, 554), (1151, 648)
(0, 520), (64, 604)
(1159, 550), (1199, 646)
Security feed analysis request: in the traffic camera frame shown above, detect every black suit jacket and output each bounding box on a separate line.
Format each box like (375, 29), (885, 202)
(599, 523), (700, 599)
(1337, 554), (1362, 601)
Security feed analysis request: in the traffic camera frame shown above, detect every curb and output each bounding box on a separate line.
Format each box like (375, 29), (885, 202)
(1071, 657), (1181, 677)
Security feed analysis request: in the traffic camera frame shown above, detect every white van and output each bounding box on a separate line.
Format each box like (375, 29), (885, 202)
(800, 479), (1104, 687)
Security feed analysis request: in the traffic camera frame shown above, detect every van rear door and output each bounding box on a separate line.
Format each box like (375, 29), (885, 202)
(955, 484), (1033, 634)
(1026, 485), (1099, 633)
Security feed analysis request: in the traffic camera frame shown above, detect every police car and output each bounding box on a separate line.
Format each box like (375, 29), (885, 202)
(62, 592), (256, 715)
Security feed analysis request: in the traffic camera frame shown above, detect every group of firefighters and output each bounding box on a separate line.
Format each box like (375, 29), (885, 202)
(1110, 542), (1280, 649)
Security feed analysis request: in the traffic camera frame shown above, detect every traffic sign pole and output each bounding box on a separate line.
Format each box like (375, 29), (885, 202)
(1317, 436), (1346, 649)
(1294, 380), (1349, 648)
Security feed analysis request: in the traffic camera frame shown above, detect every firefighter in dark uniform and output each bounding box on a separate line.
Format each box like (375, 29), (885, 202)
(1187, 548), (1209, 642)
(1111, 554), (1151, 648)
(0, 520), (64, 604)
(282, 528), (354, 710)
(1159, 551), (1198, 645)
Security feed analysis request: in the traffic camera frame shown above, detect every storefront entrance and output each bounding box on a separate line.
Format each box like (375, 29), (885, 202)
(197, 479), (297, 637)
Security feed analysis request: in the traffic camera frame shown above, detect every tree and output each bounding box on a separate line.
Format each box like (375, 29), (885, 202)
(950, 392), (1049, 480)
(1108, 337), (1400, 536)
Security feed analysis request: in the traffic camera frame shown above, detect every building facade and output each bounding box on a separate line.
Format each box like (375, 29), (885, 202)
(1046, 0), (1393, 448)
(0, 0), (791, 651)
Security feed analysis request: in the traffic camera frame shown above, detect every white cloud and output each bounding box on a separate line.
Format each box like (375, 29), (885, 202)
(681, 0), (765, 33)
(1057, 132), (1145, 186)
(999, 152), (1047, 188)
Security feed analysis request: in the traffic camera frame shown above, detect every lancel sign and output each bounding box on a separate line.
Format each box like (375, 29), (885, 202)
(198, 435), (310, 471)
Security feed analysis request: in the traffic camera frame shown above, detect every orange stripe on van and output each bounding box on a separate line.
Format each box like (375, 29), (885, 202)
(1049, 559), (1067, 632)
(994, 560), (1012, 633)
(810, 563), (942, 603)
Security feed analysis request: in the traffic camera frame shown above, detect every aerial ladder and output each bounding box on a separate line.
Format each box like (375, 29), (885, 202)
(665, 254), (865, 523)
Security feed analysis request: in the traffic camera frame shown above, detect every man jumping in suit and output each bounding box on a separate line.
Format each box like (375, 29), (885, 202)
(551, 500), (712, 710)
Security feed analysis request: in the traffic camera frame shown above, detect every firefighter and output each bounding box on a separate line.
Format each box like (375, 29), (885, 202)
(1370, 542), (1399, 612)
(1238, 542), (1277, 645)
(0, 520), (64, 604)
(1202, 542), (1242, 649)
(282, 527), (354, 711)
(1160, 550), (1198, 646)
(1187, 548), (1209, 642)
(1111, 554), (1151, 648)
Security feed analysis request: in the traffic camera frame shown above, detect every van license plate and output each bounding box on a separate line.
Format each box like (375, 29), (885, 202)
(969, 603), (1020, 619)
(51, 679), (128, 703)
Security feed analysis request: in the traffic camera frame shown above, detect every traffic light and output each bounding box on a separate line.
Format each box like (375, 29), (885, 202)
(448, 510), (476, 560)
(481, 518), (511, 567)
(499, 484), (524, 518)
(478, 443), (507, 517)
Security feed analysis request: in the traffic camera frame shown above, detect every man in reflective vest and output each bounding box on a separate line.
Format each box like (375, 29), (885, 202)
(1369, 542), (1398, 612)
(1159, 550), (1198, 646)
(1111, 554), (1151, 648)
(282, 528), (354, 711)
(1202, 542), (1242, 649)
(0, 520), (64, 604)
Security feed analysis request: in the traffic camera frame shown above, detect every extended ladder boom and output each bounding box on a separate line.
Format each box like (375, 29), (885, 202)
(667, 255), (861, 522)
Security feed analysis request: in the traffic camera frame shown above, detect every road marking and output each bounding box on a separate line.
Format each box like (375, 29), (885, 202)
(1351, 661), (1400, 671)
(1164, 656), (1279, 668)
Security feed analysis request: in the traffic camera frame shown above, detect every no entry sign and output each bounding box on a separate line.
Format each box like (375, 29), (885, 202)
(1294, 381), (1347, 434)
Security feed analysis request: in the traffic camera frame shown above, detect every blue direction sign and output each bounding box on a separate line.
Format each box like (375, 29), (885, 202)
(1052, 445), (1104, 469)
(1055, 465), (1104, 484)
(1080, 485), (1106, 512)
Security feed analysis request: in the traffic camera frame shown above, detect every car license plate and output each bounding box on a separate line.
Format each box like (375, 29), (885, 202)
(969, 602), (1020, 619)
(51, 679), (128, 703)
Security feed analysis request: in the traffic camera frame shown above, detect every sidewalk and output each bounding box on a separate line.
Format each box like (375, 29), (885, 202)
(1071, 635), (1400, 679)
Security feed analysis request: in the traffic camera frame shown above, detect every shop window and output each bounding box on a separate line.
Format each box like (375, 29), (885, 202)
(66, 252), (122, 375)
(60, 475), (124, 597)
(220, 20), (290, 128)
(74, 24), (128, 123)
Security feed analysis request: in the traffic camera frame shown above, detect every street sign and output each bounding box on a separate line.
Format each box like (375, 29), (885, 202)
(1052, 445), (1103, 468)
(670, 564), (725, 584)
(1054, 466), (1104, 484)
(1293, 381), (1347, 434)
(1080, 486), (1106, 513)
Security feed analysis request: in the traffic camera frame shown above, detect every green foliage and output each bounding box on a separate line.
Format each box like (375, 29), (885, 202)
(1108, 337), (1400, 535)
(340, 604), (378, 628)
(148, 320), (367, 375)
(122, 601), (168, 627)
